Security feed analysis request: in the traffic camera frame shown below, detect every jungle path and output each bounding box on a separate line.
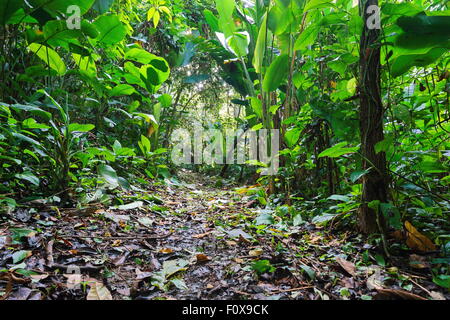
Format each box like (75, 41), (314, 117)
(0, 171), (445, 300)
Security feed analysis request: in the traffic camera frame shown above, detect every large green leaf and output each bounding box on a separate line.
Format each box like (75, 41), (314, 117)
(304, 0), (333, 12)
(93, 14), (127, 44)
(390, 47), (447, 78)
(227, 32), (250, 57)
(268, 3), (292, 35)
(294, 23), (319, 51)
(109, 84), (136, 97)
(203, 9), (219, 32)
(0, 0), (22, 25)
(263, 54), (290, 92)
(28, 43), (66, 75)
(93, 0), (114, 14)
(253, 13), (271, 74)
(318, 142), (359, 158)
(125, 48), (159, 64)
(216, 0), (235, 18)
(31, 0), (95, 16)
(285, 127), (301, 148)
(98, 164), (119, 186)
(397, 14), (450, 36)
(43, 20), (81, 49)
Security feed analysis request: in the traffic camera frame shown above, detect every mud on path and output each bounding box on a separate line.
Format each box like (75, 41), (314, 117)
(0, 171), (447, 300)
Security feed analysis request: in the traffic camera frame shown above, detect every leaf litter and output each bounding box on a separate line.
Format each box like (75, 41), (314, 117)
(0, 171), (448, 300)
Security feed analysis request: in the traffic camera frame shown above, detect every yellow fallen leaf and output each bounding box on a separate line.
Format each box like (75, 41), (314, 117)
(404, 221), (436, 252)
(87, 281), (113, 300)
(159, 248), (174, 254)
(249, 248), (263, 257)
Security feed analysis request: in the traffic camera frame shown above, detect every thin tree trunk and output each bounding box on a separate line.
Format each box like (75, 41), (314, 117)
(358, 0), (388, 234)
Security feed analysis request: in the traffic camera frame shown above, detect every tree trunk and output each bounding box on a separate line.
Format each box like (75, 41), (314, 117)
(358, 0), (388, 234)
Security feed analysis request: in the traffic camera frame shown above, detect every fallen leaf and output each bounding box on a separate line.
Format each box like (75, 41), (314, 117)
(429, 291), (446, 300)
(138, 217), (153, 227)
(335, 257), (356, 277)
(249, 248), (263, 257)
(87, 281), (113, 300)
(366, 269), (384, 290)
(159, 248), (174, 254)
(196, 254), (210, 263)
(12, 250), (32, 264)
(409, 254), (429, 269)
(374, 288), (426, 300)
(193, 231), (212, 239)
(404, 221), (437, 252)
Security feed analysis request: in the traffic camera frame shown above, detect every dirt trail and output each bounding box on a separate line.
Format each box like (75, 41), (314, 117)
(1, 171), (446, 300)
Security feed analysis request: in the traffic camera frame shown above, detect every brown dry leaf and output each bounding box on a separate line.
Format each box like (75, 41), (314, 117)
(226, 240), (237, 246)
(375, 288), (426, 300)
(159, 248), (174, 254)
(193, 231), (212, 239)
(238, 234), (251, 244)
(335, 257), (356, 277)
(409, 254), (429, 269)
(206, 283), (214, 289)
(366, 270), (384, 290)
(391, 230), (405, 241)
(87, 281), (113, 300)
(404, 221), (436, 252)
(249, 248), (263, 257)
(429, 291), (446, 300)
(234, 258), (244, 264)
(196, 254), (210, 263)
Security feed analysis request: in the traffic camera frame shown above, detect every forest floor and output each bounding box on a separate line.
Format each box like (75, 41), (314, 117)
(0, 170), (448, 300)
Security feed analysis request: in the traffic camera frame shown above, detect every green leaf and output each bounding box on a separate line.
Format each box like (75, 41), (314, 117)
(12, 250), (32, 264)
(285, 127), (301, 148)
(216, 0), (235, 18)
(98, 164), (119, 186)
(109, 84), (136, 97)
(30, 0), (95, 16)
(227, 31), (250, 57)
(252, 260), (275, 274)
(294, 24), (319, 51)
(390, 48), (447, 78)
(11, 104), (51, 120)
(250, 97), (263, 119)
(138, 135), (152, 156)
(327, 194), (350, 202)
(375, 136), (394, 154)
(312, 213), (336, 226)
(253, 13), (270, 74)
(318, 142), (358, 158)
(0, 0), (22, 25)
(304, 0), (333, 12)
(28, 43), (66, 75)
(68, 123), (95, 132)
(203, 9), (219, 32)
(93, 14), (127, 44)
(125, 48), (158, 64)
(350, 170), (370, 183)
(268, 3), (292, 35)
(300, 265), (316, 280)
(255, 212), (275, 225)
(433, 275), (450, 289)
(15, 172), (40, 186)
(263, 54), (290, 92)
(93, 0), (114, 14)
